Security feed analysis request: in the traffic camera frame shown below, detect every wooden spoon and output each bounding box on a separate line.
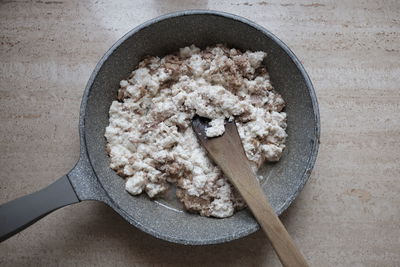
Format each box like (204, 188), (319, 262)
(192, 116), (309, 267)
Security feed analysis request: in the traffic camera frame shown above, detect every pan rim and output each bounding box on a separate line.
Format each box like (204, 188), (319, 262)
(78, 9), (320, 245)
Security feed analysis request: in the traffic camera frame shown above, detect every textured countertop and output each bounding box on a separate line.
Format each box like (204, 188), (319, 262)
(1, 0), (399, 266)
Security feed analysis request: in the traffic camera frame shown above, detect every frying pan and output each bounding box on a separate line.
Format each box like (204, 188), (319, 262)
(0, 10), (320, 245)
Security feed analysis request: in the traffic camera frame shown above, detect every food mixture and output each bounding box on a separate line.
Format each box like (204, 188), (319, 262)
(105, 44), (287, 218)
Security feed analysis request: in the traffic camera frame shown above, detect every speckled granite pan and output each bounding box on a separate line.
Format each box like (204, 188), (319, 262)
(0, 10), (320, 245)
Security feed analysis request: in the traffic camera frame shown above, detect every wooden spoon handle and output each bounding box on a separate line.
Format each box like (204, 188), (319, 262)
(202, 123), (308, 267)
(225, 162), (309, 266)
(240, 177), (309, 267)
(192, 119), (308, 266)
(222, 159), (308, 266)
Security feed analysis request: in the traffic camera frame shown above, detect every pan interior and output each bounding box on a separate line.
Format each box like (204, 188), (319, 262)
(83, 11), (319, 245)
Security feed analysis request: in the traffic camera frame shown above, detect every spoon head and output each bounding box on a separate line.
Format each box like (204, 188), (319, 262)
(191, 115), (235, 141)
(191, 115), (248, 165)
(191, 115), (211, 141)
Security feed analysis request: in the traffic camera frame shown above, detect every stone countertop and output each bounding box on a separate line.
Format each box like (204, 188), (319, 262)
(0, 0), (399, 266)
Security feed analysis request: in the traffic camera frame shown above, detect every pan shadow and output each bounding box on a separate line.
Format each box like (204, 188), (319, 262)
(57, 196), (304, 267)
(87, 202), (276, 266)
(3, 193), (305, 267)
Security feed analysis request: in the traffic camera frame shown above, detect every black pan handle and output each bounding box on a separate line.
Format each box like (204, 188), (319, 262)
(0, 175), (80, 242)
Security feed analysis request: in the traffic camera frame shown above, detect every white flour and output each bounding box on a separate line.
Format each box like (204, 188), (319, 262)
(105, 45), (287, 218)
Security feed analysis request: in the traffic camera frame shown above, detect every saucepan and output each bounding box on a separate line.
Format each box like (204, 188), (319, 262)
(0, 10), (320, 245)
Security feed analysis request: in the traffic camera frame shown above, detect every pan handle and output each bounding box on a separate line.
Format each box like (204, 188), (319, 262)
(0, 175), (79, 242)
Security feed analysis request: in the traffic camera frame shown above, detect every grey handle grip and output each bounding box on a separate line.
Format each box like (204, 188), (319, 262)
(0, 175), (80, 242)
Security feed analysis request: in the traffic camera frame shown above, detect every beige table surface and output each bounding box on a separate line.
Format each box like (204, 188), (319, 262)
(0, 0), (399, 266)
